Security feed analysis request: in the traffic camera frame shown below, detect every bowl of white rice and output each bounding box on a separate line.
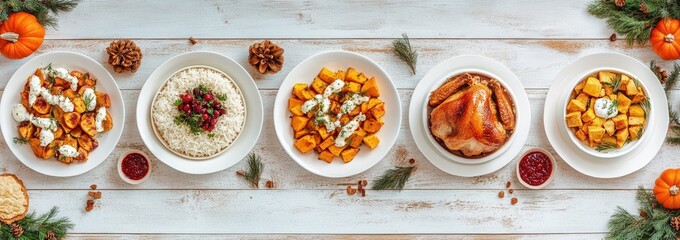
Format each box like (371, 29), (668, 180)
(151, 66), (246, 159)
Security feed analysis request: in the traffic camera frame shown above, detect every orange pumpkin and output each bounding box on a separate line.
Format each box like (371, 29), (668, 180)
(650, 18), (680, 60)
(654, 168), (680, 209)
(0, 12), (45, 59)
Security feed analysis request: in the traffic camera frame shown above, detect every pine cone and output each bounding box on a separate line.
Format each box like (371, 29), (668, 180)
(10, 223), (23, 237)
(45, 231), (57, 240)
(248, 40), (284, 74)
(106, 39), (143, 73)
(639, 3), (650, 14)
(615, 0), (625, 7)
(671, 216), (680, 232)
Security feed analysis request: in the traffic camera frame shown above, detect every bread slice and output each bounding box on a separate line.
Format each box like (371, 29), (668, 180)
(0, 173), (29, 224)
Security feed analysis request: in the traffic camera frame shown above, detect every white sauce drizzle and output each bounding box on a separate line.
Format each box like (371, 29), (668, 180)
(11, 104), (58, 146)
(58, 145), (79, 158)
(45, 67), (79, 91)
(334, 113), (366, 147)
(82, 88), (97, 111)
(594, 98), (618, 119)
(27, 75), (74, 112)
(95, 107), (107, 132)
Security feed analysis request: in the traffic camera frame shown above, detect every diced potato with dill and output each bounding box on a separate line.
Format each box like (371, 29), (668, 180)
(629, 126), (642, 140)
(604, 120), (616, 136)
(615, 129), (629, 148)
(318, 67), (337, 83)
(328, 145), (346, 157)
(591, 117), (605, 127)
(294, 129), (309, 139)
(583, 77), (602, 97)
(341, 148), (360, 163)
(348, 131), (365, 148)
(601, 135), (617, 145)
(363, 134), (380, 149)
(628, 116), (645, 126)
(598, 72), (616, 85)
(288, 98), (305, 116)
(625, 80), (639, 96)
(290, 116), (309, 132)
(369, 102), (385, 119)
(317, 127), (331, 140)
(581, 108), (596, 123)
(361, 98), (382, 112)
(566, 112), (583, 128)
(588, 126), (605, 143)
(612, 114), (628, 130)
(311, 77), (328, 94)
(628, 105), (645, 117)
(620, 75), (631, 91)
(575, 129), (587, 142)
(363, 119), (384, 133)
(335, 70), (346, 82)
(576, 93), (590, 106)
(345, 67), (361, 83)
(319, 136), (335, 150)
(360, 77), (380, 97)
(568, 99), (587, 113)
(318, 150), (335, 163)
(343, 82), (361, 93)
(294, 135), (316, 153)
(616, 92), (632, 114)
(574, 80), (586, 94)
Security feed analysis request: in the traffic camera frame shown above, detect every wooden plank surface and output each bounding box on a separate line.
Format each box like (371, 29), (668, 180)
(46, 1), (607, 39)
(66, 234), (607, 240)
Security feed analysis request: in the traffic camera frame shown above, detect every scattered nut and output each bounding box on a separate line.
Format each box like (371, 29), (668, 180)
(236, 170), (245, 176)
(506, 181), (511, 188)
(409, 158), (416, 164)
(360, 188), (366, 197)
(90, 184), (97, 190)
(362, 180), (368, 187)
(265, 180), (275, 189)
(346, 186), (356, 195)
(511, 197), (518, 205)
(498, 191), (505, 198)
(508, 188), (514, 194)
(85, 199), (95, 212)
(189, 37), (198, 45)
(609, 33), (617, 42)
(88, 191), (102, 199)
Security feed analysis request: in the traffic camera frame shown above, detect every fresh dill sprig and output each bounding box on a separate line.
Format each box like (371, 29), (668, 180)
(372, 166), (415, 191)
(13, 137), (28, 144)
(83, 94), (94, 109)
(392, 33), (418, 75)
(236, 153), (263, 189)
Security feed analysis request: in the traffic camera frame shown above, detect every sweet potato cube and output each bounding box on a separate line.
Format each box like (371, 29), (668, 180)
(341, 148), (360, 163)
(628, 116), (645, 126)
(328, 145), (346, 157)
(17, 123), (35, 139)
(588, 126), (605, 143)
(629, 126), (642, 140)
(631, 93), (646, 104)
(318, 67), (337, 83)
(620, 75), (631, 91)
(604, 86), (615, 95)
(348, 131), (365, 148)
(567, 99), (586, 113)
(294, 129), (309, 139)
(345, 67), (361, 83)
(362, 134), (380, 149)
(612, 114), (628, 130)
(363, 119), (383, 133)
(591, 117), (605, 127)
(28, 138), (44, 159)
(581, 109), (596, 123)
(360, 77), (380, 97)
(318, 127), (331, 140)
(292, 83), (307, 98)
(318, 150), (335, 163)
(574, 129), (588, 142)
(601, 135), (617, 146)
(617, 92), (632, 114)
(294, 135), (315, 153)
(291, 116), (309, 132)
(343, 82), (361, 93)
(628, 105), (645, 117)
(335, 70), (346, 83)
(615, 128), (629, 148)
(604, 120), (616, 136)
(576, 93), (590, 106)
(319, 136), (335, 150)
(310, 77), (328, 93)
(289, 98), (305, 116)
(361, 98), (382, 112)
(598, 71), (617, 84)
(625, 80), (639, 96)
(369, 102), (385, 119)
(589, 98), (597, 110)
(565, 112), (583, 128)
(574, 80), (586, 94)
(583, 77), (602, 97)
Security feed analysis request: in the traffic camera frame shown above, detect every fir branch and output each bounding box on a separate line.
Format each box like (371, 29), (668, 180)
(1, 207), (74, 239)
(372, 166), (415, 191)
(595, 142), (617, 152)
(392, 33), (418, 75)
(606, 187), (678, 240)
(587, 0), (679, 45)
(236, 153), (263, 189)
(0, 0), (79, 29)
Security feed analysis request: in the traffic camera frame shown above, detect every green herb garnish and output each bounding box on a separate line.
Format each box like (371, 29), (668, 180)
(391, 33), (418, 75)
(216, 93), (228, 101)
(236, 153), (263, 189)
(13, 137), (28, 144)
(372, 166), (415, 191)
(595, 142), (617, 152)
(173, 99), (183, 106)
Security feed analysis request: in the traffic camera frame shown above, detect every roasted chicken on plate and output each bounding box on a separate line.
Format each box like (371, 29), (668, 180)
(428, 73), (516, 157)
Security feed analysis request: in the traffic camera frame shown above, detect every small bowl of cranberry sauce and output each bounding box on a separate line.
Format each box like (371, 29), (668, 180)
(516, 148), (556, 189)
(118, 150), (152, 184)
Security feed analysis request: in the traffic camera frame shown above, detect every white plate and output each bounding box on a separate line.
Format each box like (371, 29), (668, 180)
(545, 52), (668, 178)
(0, 51), (125, 177)
(421, 69), (520, 164)
(409, 55), (531, 177)
(137, 52), (263, 174)
(273, 51), (401, 178)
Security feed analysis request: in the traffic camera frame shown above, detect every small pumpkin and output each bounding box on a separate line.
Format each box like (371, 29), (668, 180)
(650, 18), (680, 60)
(0, 12), (46, 60)
(654, 168), (680, 209)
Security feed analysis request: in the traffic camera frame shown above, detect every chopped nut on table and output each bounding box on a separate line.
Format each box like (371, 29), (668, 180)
(88, 191), (102, 199)
(90, 184), (97, 190)
(511, 197), (518, 205)
(498, 191), (505, 198)
(85, 200), (94, 212)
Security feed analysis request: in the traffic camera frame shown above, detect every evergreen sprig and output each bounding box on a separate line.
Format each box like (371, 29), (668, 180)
(236, 153), (263, 189)
(655, 61), (680, 145)
(392, 33), (418, 75)
(0, 207), (74, 240)
(372, 166), (415, 191)
(0, 0), (79, 29)
(587, 0), (680, 45)
(606, 187), (679, 240)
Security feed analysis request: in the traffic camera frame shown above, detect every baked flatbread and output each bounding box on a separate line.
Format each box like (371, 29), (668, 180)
(0, 174), (29, 224)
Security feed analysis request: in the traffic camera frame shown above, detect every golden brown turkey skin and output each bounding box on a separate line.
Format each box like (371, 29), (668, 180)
(429, 83), (508, 157)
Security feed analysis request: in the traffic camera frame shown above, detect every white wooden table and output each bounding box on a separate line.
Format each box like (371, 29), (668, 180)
(1, 1), (679, 239)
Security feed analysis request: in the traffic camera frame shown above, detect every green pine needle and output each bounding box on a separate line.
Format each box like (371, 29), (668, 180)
(606, 187), (678, 240)
(372, 166), (415, 191)
(1, 206), (74, 239)
(392, 33), (418, 75)
(0, 0), (79, 29)
(237, 153), (263, 189)
(587, 0), (680, 45)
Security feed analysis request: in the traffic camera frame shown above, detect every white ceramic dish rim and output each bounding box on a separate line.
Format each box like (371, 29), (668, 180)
(136, 51), (263, 174)
(560, 67), (653, 159)
(421, 68), (520, 165)
(273, 50), (402, 178)
(149, 65), (247, 160)
(544, 52), (668, 178)
(0, 51), (125, 177)
(117, 150), (152, 184)
(515, 148), (556, 190)
(409, 54), (531, 177)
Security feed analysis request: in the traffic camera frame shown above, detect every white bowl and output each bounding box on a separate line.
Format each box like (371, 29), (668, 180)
(117, 150), (152, 184)
(561, 68), (653, 159)
(421, 69), (519, 165)
(0, 51), (125, 177)
(516, 148), (556, 190)
(273, 51), (401, 178)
